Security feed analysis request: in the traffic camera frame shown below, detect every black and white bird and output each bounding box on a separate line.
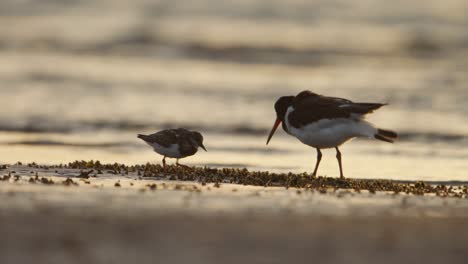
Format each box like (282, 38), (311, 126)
(138, 128), (207, 168)
(266, 90), (397, 178)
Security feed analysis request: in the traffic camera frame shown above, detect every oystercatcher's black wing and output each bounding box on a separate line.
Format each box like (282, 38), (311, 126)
(288, 91), (385, 128)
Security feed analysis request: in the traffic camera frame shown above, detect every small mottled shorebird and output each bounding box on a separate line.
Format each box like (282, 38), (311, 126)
(138, 128), (207, 168)
(266, 90), (397, 178)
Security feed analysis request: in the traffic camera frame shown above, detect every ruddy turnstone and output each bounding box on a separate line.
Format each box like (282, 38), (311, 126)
(138, 128), (207, 168)
(266, 90), (397, 178)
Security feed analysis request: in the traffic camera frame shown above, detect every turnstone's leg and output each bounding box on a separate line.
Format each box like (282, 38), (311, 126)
(176, 159), (190, 169)
(162, 156), (166, 168)
(335, 147), (344, 179)
(312, 148), (322, 177)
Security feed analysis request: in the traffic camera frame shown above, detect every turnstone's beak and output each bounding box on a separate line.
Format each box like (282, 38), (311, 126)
(266, 118), (281, 145)
(200, 143), (207, 152)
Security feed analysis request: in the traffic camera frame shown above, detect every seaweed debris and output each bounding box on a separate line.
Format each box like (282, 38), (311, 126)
(13, 160), (468, 198)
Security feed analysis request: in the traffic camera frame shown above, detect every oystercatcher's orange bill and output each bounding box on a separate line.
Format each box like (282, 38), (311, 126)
(266, 118), (282, 145)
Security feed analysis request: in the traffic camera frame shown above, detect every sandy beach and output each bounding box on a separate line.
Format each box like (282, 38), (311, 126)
(1, 163), (467, 264)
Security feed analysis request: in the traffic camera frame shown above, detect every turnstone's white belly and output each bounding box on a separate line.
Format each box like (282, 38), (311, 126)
(147, 142), (183, 158)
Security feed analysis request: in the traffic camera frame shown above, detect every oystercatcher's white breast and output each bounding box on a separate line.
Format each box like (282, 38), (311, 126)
(284, 107), (377, 149)
(145, 142), (183, 158)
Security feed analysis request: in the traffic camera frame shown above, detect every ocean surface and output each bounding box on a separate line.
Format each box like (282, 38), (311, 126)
(0, 0), (467, 181)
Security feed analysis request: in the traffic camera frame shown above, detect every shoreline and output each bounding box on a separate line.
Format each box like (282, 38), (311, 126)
(1, 160), (467, 197)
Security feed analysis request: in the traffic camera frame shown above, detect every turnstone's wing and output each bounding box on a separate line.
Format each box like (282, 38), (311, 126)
(138, 129), (181, 147)
(289, 91), (385, 127)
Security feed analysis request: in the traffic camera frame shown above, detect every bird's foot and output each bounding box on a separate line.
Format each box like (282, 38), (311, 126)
(176, 163), (191, 170)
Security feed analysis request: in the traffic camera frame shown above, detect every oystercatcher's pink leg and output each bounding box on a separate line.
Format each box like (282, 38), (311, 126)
(162, 156), (166, 168)
(335, 147), (344, 178)
(312, 148), (322, 177)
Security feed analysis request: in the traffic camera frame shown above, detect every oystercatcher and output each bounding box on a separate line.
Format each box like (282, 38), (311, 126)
(266, 90), (397, 178)
(138, 128), (207, 168)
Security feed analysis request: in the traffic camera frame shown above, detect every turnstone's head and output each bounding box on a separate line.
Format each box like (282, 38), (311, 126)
(266, 95), (294, 145)
(190, 131), (207, 152)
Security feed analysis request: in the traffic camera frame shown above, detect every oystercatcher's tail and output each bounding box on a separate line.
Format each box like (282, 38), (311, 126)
(375, 129), (398, 143)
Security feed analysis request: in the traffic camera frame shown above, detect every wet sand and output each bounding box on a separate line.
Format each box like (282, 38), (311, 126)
(1, 163), (468, 264)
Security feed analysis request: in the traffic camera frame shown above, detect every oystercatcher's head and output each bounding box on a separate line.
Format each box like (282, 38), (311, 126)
(266, 96), (294, 145)
(190, 131), (207, 152)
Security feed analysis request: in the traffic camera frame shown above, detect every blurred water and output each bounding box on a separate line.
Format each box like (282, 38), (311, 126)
(0, 0), (467, 180)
